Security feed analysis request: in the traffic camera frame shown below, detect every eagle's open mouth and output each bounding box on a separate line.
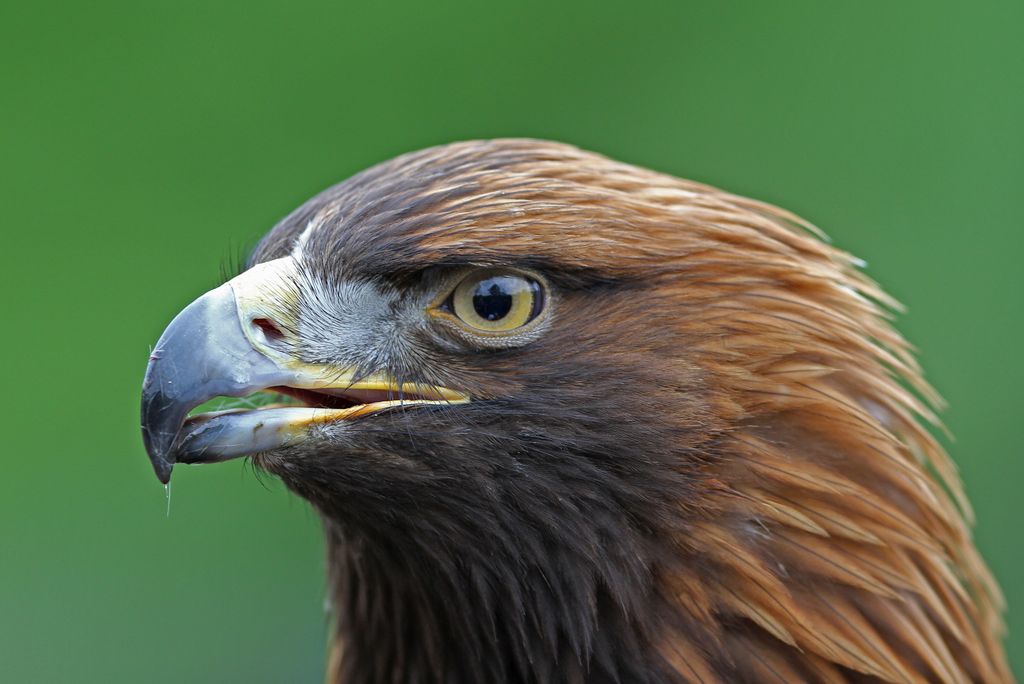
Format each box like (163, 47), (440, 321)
(172, 384), (469, 466)
(185, 384), (464, 418)
(270, 385), (454, 410)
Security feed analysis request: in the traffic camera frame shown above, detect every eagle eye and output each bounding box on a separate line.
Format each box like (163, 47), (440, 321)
(446, 270), (544, 333)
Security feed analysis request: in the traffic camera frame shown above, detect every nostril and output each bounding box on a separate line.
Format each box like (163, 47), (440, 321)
(251, 317), (285, 342)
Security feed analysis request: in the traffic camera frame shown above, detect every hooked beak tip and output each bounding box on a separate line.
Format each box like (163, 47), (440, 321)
(142, 420), (177, 484)
(141, 381), (187, 484)
(152, 457), (174, 484)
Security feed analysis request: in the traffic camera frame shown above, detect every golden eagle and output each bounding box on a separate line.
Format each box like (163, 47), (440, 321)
(141, 139), (1010, 683)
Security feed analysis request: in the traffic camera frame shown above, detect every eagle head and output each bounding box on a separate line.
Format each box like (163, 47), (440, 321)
(141, 139), (1010, 683)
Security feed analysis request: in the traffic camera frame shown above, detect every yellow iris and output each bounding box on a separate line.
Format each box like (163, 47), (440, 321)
(451, 270), (542, 332)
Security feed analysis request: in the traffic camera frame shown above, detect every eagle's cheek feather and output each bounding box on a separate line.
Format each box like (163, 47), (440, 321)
(140, 139), (1012, 683)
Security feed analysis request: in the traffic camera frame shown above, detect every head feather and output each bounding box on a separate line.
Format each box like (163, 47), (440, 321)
(251, 139), (1010, 683)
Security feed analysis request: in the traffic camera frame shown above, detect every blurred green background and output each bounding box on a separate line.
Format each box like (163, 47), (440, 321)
(1, 1), (1020, 680)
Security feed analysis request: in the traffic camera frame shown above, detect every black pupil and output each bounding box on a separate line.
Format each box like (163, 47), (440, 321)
(472, 277), (518, 321)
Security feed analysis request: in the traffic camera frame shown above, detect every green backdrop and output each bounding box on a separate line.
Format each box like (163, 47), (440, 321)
(2, 1), (1020, 680)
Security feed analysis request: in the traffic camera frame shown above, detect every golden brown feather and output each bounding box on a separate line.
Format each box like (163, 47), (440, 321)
(306, 139), (1011, 682)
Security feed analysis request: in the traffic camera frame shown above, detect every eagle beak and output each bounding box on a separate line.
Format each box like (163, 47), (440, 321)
(140, 273), (295, 483)
(141, 258), (466, 484)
